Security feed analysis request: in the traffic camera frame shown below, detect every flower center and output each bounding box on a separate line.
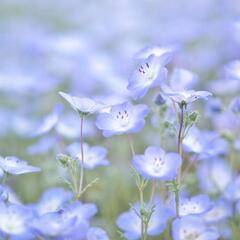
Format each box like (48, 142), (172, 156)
(115, 110), (130, 127)
(182, 229), (200, 240)
(138, 62), (154, 82)
(152, 157), (164, 173)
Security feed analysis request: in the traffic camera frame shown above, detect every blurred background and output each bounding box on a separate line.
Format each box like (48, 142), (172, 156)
(0, 0), (240, 238)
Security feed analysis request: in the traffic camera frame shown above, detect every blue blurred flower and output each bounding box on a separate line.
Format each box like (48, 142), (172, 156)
(0, 203), (35, 239)
(96, 102), (149, 137)
(67, 142), (109, 170)
(127, 55), (168, 99)
(59, 91), (106, 115)
(117, 199), (172, 239)
(133, 146), (182, 181)
(172, 215), (219, 240)
(0, 185), (21, 204)
(0, 156), (41, 175)
(230, 96), (240, 114)
(87, 227), (109, 240)
(224, 176), (240, 202)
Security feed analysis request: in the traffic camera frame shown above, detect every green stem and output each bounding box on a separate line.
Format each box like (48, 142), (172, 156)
(77, 114), (85, 199)
(127, 134), (135, 156)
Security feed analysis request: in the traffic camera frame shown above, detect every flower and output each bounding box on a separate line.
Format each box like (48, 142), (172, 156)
(0, 203), (35, 239)
(172, 215), (219, 240)
(132, 146), (182, 181)
(96, 102), (149, 137)
(59, 91), (105, 115)
(67, 143), (109, 170)
(162, 84), (212, 105)
(117, 199), (172, 240)
(87, 227), (109, 240)
(176, 194), (212, 217)
(0, 156), (41, 175)
(224, 60), (240, 80)
(127, 55), (168, 100)
(230, 96), (240, 114)
(224, 176), (240, 202)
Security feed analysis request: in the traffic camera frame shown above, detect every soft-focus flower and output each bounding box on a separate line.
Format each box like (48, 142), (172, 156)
(59, 91), (105, 115)
(87, 227), (109, 240)
(34, 188), (72, 215)
(133, 146), (181, 181)
(0, 156), (41, 175)
(197, 158), (232, 194)
(0, 203), (35, 239)
(230, 96), (240, 114)
(224, 176), (240, 202)
(0, 185), (21, 204)
(96, 102), (149, 137)
(224, 60), (240, 80)
(172, 215), (219, 240)
(117, 199), (172, 240)
(67, 143), (109, 170)
(203, 199), (232, 223)
(127, 55), (168, 99)
(162, 84), (212, 105)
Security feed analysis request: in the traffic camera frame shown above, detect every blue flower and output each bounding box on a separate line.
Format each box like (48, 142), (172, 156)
(0, 203), (35, 239)
(197, 158), (232, 194)
(127, 55), (168, 100)
(117, 199), (172, 240)
(34, 188), (72, 215)
(170, 194), (212, 217)
(87, 227), (109, 240)
(203, 199), (232, 223)
(0, 156), (41, 175)
(96, 102), (149, 137)
(230, 96), (240, 114)
(172, 215), (219, 240)
(59, 91), (106, 115)
(67, 143), (109, 170)
(162, 84), (212, 105)
(224, 60), (240, 80)
(224, 176), (240, 202)
(133, 146), (182, 181)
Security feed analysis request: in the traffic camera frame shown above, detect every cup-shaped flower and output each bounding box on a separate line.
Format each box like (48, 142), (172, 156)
(127, 55), (167, 100)
(117, 199), (172, 240)
(162, 84), (212, 105)
(172, 215), (219, 240)
(0, 203), (35, 239)
(67, 143), (109, 170)
(59, 91), (105, 115)
(87, 227), (109, 240)
(133, 146), (182, 181)
(96, 102), (149, 137)
(0, 156), (41, 175)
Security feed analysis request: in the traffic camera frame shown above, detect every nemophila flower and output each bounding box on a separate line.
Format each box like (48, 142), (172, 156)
(197, 158), (232, 194)
(183, 127), (228, 160)
(87, 227), (109, 240)
(117, 199), (172, 240)
(0, 186), (20, 204)
(205, 98), (223, 117)
(235, 138), (240, 151)
(59, 91), (105, 115)
(224, 176), (240, 202)
(0, 203), (35, 239)
(0, 156), (41, 175)
(169, 68), (199, 92)
(32, 104), (63, 137)
(34, 188), (72, 215)
(224, 60), (240, 80)
(170, 194), (212, 217)
(67, 142), (109, 170)
(203, 199), (232, 223)
(96, 102), (149, 137)
(134, 44), (177, 61)
(172, 215), (219, 240)
(127, 55), (168, 99)
(230, 96), (240, 114)
(133, 146), (182, 181)
(162, 84), (212, 105)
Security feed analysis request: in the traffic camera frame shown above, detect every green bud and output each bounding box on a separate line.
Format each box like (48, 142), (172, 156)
(56, 154), (71, 168)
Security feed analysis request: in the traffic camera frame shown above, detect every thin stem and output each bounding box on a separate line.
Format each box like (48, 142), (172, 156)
(77, 114), (84, 199)
(150, 180), (157, 204)
(139, 187), (145, 240)
(127, 134), (135, 156)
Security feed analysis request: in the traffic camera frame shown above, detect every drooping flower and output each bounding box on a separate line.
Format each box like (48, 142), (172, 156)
(172, 215), (219, 240)
(117, 199), (172, 240)
(59, 91), (106, 115)
(132, 146), (182, 181)
(127, 55), (168, 99)
(0, 156), (41, 175)
(87, 227), (109, 240)
(67, 143), (109, 170)
(96, 102), (149, 137)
